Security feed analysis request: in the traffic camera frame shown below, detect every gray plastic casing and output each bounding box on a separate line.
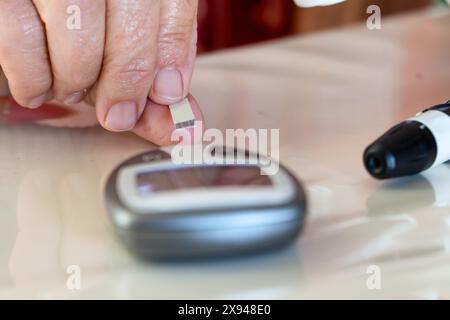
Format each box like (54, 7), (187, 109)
(104, 149), (307, 260)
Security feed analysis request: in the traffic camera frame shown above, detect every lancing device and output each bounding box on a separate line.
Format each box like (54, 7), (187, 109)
(364, 100), (450, 179)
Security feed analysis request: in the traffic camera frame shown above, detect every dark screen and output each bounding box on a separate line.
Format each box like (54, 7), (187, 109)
(136, 165), (271, 194)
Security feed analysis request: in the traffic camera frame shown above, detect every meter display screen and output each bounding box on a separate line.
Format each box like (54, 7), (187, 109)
(136, 165), (271, 194)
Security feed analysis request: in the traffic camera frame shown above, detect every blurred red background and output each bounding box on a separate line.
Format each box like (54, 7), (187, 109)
(197, 0), (434, 53)
(198, 0), (294, 52)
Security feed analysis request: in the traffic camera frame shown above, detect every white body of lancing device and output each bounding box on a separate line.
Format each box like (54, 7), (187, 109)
(408, 109), (450, 168)
(294, 0), (346, 7)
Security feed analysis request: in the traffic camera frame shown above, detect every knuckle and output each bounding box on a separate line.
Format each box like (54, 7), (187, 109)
(158, 0), (196, 64)
(159, 13), (194, 44)
(11, 83), (46, 103)
(158, 24), (193, 65)
(15, 11), (45, 49)
(159, 27), (192, 48)
(119, 10), (153, 47)
(159, 0), (195, 47)
(109, 58), (154, 90)
(168, 0), (198, 15)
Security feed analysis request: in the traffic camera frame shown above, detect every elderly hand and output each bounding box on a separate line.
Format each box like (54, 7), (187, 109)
(0, 0), (201, 144)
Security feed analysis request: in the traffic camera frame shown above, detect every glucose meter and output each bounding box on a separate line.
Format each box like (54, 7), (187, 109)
(104, 147), (306, 259)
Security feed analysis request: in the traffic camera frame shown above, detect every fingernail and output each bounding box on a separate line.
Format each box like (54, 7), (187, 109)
(153, 68), (184, 102)
(27, 94), (47, 109)
(105, 101), (137, 132)
(64, 91), (84, 105)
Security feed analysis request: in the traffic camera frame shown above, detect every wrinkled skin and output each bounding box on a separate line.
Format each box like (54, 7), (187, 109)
(0, 0), (203, 145)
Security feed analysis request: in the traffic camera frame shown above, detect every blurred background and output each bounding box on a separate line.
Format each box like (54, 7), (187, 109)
(197, 0), (445, 53)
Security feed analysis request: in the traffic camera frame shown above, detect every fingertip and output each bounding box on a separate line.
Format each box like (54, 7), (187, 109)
(132, 99), (174, 146)
(23, 94), (47, 109)
(15, 91), (51, 109)
(94, 91), (147, 133)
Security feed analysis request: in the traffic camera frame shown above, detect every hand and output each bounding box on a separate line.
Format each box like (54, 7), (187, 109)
(0, 0), (201, 144)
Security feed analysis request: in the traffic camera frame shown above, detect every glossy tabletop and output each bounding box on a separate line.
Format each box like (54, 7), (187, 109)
(1, 9), (449, 299)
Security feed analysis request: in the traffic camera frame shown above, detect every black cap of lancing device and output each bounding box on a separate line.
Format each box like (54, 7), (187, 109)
(364, 101), (450, 179)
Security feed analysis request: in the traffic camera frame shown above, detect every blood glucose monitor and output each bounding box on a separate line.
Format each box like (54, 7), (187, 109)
(104, 147), (307, 259)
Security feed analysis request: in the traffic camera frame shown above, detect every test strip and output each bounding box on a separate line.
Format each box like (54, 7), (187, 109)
(169, 98), (195, 129)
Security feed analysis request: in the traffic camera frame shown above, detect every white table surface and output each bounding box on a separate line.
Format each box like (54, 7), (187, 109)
(0, 9), (449, 299)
